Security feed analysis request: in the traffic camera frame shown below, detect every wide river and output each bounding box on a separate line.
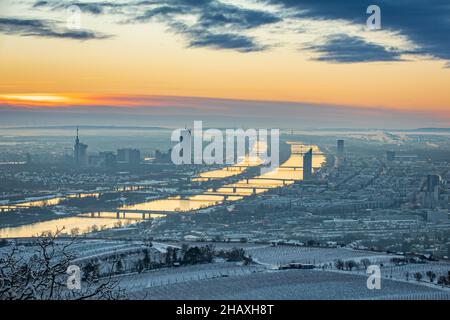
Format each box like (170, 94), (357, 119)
(0, 143), (325, 238)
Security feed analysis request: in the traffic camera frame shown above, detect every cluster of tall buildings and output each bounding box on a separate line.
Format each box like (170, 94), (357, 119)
(73, 128), (140, 168)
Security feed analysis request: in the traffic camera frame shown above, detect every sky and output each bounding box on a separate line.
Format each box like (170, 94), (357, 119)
(0, 0), (450, 128)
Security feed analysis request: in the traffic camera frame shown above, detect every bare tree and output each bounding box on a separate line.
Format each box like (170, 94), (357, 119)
(360, 258), (371, 269)
(426, 271), (436, 283)
(414, 272), (423, 282)
(0, 229), (127, 300)
(334, 259), (344, 270)
(344, 260), (358, 271)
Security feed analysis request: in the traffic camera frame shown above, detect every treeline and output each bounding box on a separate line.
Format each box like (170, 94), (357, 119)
(85, 245), (252, 279)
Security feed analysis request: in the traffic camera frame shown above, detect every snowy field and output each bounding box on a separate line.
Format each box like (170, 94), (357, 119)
(116, 262), (265, 292)
(70, 240), (146, 259)
(0, 239), (149, 261)
(343, 261), (450, 283)
(3, 239), (450, 300)
(244, 245), (392, 266)
(128, 269), (450, 300)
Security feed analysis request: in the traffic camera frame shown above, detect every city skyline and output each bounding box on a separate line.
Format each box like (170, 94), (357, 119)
(3, 0), (450, 304)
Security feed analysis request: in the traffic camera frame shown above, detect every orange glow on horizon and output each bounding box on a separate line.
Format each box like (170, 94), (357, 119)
(1, 93), (450, 120)
(0, 93), (164, 108)
(0, 94), (81, 107)
(0, 12), (449, 119)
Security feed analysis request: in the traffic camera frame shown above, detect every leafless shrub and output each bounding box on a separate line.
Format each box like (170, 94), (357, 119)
(0, 228), (127, 300)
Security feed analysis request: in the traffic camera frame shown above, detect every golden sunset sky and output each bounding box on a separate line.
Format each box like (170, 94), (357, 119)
(1, 0), (450, 124)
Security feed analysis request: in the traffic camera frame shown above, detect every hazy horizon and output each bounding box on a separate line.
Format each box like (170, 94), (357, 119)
(1, 0), (450, 130)
(1, 94), (448, 129)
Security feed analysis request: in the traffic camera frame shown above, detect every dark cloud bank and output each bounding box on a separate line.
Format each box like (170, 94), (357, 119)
(0, 0), (443, 64)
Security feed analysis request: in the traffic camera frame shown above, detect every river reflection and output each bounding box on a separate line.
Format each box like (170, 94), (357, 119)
(121, 143), (326, 213)
(120, 195), (240, 212)
(0, 143), (325, 238)
(0, 192), (100, 211)
(192, 155), (263, 182)
(0, 215), (141, 239)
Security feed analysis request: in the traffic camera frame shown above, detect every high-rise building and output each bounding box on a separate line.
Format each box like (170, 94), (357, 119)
(386, 151), (396, 162)
(154, 149), (171, 163)
(118, 148), (141, 165)
(426, 174), (440, 193)
(74, 127), (88, 167)
(99, 151), (117, 168)
(421, 174), (441, 209)
(117, 149), (128, 163)
(337, 139), (344, 155)
(128, 149), (140, 165)
(303, 148), (313, 180)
